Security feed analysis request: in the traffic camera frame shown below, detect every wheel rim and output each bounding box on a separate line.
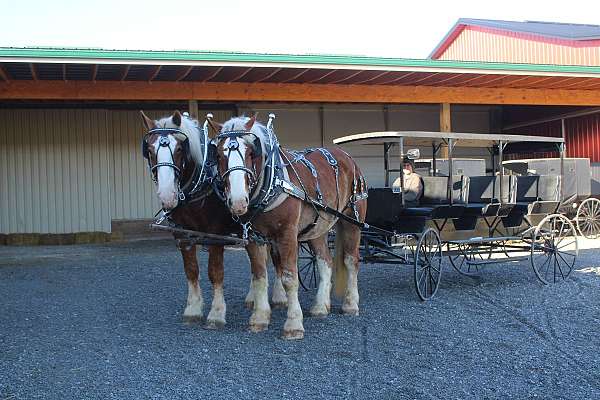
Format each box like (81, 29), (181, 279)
(298, 242), (319, 291)
(576, 198), (600, 239)
(531, 214), (578, 284)
(414, 229), (442, 300)
(448, 243), (489, 276)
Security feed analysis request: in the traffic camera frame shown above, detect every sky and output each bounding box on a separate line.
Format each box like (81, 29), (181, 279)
(1, 0), (599, 59)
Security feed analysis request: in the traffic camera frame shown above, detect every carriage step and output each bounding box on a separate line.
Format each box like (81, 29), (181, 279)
(448, 236), (520, 245)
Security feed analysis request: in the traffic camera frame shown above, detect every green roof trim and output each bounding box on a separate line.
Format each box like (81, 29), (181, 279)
(2, 46), (600, 75)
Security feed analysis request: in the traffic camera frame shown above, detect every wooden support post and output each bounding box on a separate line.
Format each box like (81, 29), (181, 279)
(188, 99), (199, 120)
(439, 103), (451, 159)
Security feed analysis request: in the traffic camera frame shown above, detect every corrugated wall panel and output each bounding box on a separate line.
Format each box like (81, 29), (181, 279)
(0, 109), (111, 233)
(439, 27), (600, 66)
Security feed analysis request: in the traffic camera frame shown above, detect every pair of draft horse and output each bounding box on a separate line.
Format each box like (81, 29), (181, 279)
(140, 110), (367, 339)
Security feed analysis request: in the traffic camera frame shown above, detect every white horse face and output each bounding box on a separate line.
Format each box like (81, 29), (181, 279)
(216, 116), (260, 216)
(218, 136), (252, 216)
(141, 111), (189, 211)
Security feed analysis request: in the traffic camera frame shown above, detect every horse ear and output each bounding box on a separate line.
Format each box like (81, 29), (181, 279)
(208, 119), (223, 137)
(244, 113), (258, 131)
(140, 110), (156, 131)
(172, 110), (182, 127)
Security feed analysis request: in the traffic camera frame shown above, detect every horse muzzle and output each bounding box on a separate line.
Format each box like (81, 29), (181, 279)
(228, 196), (249, 216)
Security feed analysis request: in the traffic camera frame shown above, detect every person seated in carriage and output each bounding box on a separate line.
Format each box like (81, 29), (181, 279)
(392, 156), (423, 207)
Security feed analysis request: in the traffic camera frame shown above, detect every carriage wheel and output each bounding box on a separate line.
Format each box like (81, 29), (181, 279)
(576, 198), (600, 239)
(414, 228), (443, 301)
(447, 243), (482, 277)
(298, 242), (319, 291)
(531, 214), (578, 285)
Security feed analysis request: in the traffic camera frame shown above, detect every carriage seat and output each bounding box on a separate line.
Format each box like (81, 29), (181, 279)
(512, 175), (561, 215)
(463, 175), (516, 217)
(401, 175), (468, 219)
(502, 175), (561, 228)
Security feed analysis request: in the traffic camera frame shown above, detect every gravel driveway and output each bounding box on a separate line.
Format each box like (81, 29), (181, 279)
(1, 239), (600, 399)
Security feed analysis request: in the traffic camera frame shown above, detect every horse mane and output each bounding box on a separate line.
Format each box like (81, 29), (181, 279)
(222, 116), (270, 154)
(156, 114), (204, 165)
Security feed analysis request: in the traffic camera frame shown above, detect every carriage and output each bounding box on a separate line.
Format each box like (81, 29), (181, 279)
(300, 130), (582, 300)
(502, 157), (600, 239)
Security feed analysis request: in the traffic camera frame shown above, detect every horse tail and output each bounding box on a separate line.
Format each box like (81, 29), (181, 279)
(333, 222), (348, 299)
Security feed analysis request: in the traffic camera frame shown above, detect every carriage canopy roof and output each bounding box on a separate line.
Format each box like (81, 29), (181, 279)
(332, 131), (564, 150)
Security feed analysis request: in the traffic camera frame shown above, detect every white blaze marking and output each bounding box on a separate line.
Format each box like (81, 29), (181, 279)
(225, 138), (250, 210)
(154, 135), (178, 208)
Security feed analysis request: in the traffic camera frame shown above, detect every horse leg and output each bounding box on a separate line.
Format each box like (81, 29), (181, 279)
(247, 242), (271, 333)
(205, 245), (226, 329)
(308, 236), (332, 317)
(243, 247), (255, 310)
(278, 231), (304, 340)
(342, 221), (361, 316)
(270, 245), (288, 308)
(180, 243), (204, 321)
(244, 276), (255, 309)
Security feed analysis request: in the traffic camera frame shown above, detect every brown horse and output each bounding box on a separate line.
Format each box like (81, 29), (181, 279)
(212, 115), (367, 339)
(140, 111), (285, 329)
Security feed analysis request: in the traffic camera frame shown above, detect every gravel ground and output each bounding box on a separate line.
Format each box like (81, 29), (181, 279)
(1, 239), (600, 400)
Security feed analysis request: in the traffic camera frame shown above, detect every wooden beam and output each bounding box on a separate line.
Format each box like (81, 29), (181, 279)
(3, 80), (600, 106)
(439, 103), (451, 158)
(255, 67), (282, 83)
(120, 65), (131, 81)
(0, 65), (9, 81)
(29, 63), (37, 80)
(188, 99), (199, 120)
(440, 103), (451, 132)
(175, 66), (194, 82)
(202, 66), (223, 82)
(148, 65), (162, 81)
(229, 67), (253, 82)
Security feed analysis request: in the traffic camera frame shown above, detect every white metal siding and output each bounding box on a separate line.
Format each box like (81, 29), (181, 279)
(0, 109), (111, 233)
(0, 104), (493, 234)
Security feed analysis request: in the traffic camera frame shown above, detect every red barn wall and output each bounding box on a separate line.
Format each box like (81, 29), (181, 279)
(436, 26), (600, 66)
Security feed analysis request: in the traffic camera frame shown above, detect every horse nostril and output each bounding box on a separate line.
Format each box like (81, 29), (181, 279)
(228, 198), (233, 207)
(245, 196), (249, 205)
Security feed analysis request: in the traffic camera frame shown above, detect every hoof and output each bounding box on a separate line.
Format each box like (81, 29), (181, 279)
(282, 329), (304, 340)
(182, 315), (203, 323)
(249, 323), (269, 333)
(341, 306), (359, 316)
(271, 301), (288, 309)
(205, 319), (225, 330)
(310, 304), (330, 317)
(245, 301), (254, 310)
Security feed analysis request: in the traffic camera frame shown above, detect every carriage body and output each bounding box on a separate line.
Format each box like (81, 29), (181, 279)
(328, 130), (579, 300)
(502, 157), (599, 238)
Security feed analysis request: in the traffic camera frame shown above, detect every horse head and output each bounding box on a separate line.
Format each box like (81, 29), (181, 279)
(140, 110), (200, 210)
(214, 114), (264, 216)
